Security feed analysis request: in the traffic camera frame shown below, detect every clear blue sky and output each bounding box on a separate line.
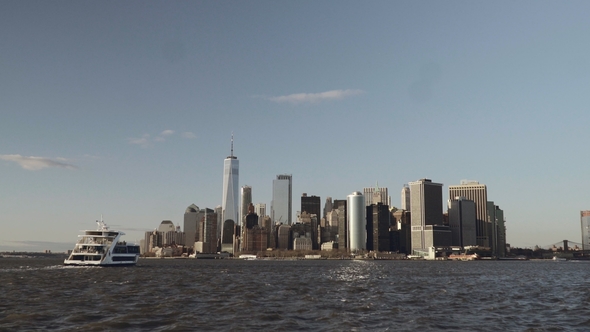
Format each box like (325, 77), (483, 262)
(2, 1), (590, 251)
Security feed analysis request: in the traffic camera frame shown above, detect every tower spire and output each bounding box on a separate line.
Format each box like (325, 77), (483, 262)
(231, 132), (234, 157)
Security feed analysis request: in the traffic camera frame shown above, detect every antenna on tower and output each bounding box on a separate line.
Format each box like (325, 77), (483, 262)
(230, 132), (234, 157)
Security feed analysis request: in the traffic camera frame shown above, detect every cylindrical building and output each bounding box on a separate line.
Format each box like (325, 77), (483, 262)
(347, 191), (366, 252)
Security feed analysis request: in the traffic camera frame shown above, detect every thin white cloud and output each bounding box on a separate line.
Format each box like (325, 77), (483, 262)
(128, 134), (151, 147)
(0, 154), (78, 171)
(154, 129), (175, 142)
(182, 132), (196, 139)
(267, 89), (363, 104)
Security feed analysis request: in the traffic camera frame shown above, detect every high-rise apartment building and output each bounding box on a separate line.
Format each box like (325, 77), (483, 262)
(272, 174), (292, 224)
(222, 135), (239, 240)
(448, 181), (488, 247)
(240, 185), (252, 227)
(364, 185), (390, 207)
(347, 191), (366, 251)
(409, 179), (449, 252)
(581, 211), (590, 251)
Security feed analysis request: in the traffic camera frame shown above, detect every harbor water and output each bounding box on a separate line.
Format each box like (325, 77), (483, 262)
(2, 258), (590, 331)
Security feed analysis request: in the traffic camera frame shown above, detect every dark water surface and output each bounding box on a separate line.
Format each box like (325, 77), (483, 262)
(1, 258), (590, 331)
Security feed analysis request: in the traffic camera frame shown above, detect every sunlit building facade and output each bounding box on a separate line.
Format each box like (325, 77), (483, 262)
(222, 136), (239, 239)
(272, 174), (292, 224)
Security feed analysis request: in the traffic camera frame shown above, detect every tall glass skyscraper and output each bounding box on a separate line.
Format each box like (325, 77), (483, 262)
(272, 174), (292, 224)
(221, 135), (239, 238)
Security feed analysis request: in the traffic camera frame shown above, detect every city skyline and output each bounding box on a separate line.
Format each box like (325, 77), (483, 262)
(2, 1), (590, 251)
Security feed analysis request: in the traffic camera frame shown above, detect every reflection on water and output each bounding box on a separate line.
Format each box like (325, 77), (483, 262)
(1, 258), (590, 331)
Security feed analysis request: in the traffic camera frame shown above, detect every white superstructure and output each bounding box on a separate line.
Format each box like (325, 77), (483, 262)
(64, 218), (140, 266)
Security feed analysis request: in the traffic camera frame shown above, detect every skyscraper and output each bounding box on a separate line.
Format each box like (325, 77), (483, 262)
(324, 197), (333, 219)
(334, 199), (347, 250)
(241, 185), (252, 227)
(222, 135), (239, 238)
(364, 184), (390, 207)
(366, 203), (390, 252)
(272, 174), (292, 224)
(448, 181), (488, 247)
(301, 194), (321, 221)
(401, 185), (410, 210)
(301, 194), (321, 249)
(184, 204), (203, 249)
(347, 191), (366, 252)
(582, 211), (590, 251)
(409, 179), (449, 252)
(448, 197), (477, 248)
(255, 203), (266, 225)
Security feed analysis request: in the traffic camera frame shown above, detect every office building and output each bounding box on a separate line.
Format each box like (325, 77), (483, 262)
(222, 135), (239, 238)
(364, 185), (390, 207)
(448, 181), (488, 247)
(241, 185), (252, 227)
(485, 203), (506, 257)
(582, 211), (590, 250)
(448, 197), (477, 248)
(324, 197), (333, 219)
(401, 185), (410, 210)
(255, 203), (266, 224)
(184, 204), (204, 249)
(347, 191), (366, 251)
(272, 174), (292, 224)
(219, 134), (241, 252)
(409, 179), (450, 252)
(334, 199), (347, 250)
(494, 205), (506, 257)
(366, 203), (390, 252)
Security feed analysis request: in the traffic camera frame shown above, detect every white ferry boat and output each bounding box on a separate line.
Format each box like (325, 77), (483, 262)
(64, 218), (140, 266)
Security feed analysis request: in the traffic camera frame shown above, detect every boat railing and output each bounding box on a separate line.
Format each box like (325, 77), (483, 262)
(73, 246), (106, 254)
(77, 237), (113, 245)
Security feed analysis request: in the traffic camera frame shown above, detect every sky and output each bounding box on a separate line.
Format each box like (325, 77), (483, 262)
(2, 1), (590, 252)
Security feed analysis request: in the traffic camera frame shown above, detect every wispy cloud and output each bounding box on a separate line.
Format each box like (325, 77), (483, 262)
(0, 154), (78, 171)
(267, 89), (363, 104)
(154, 129), (175, 142)
(182, 132), (196, 139)
(129, 129), (194, 147)
(128, 134), (151, 147)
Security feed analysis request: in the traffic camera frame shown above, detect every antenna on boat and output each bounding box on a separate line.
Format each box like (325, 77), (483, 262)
(96, 214), (109, 231)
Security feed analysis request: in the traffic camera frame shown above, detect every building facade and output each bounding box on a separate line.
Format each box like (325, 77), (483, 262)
(334, 199), (347, 251)
(240, 185), (252, 228)
(448, 181), (488, 247)
(184, 204), (204, 249)
(347, 191), (366, 252)
(409, 179), (444, 251)
(448, 197), (477, 248)
(272, 174), (292, 224)
(255, 203), (266, 224)
(401, 185), (410, 210)
(366, 203), (391, 252)
(221, 136), (239, 239)
(364, 185), (390, 207)
(582, 211), (590, 251)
